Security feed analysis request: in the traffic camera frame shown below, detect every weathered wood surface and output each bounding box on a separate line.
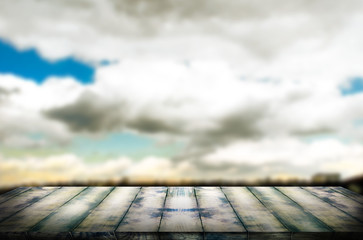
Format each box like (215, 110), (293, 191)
(277, 187), (363, 232)
(0, 187), (31, 205)
(0, 186), (362, 240)
(116, 187), (166, 240)
(29, 187), (113, 239)
(159, 187), (203, 240)
(331, 186), (363, 204)
(304, 186), (363, 222)
(249, 187), (334, 239)
(74, 187), (140, 239)
(0, 187), (59, 222)
(0, 187), (85, 232)
(196, 187), (246, 240)
(222, 187), (289, 240)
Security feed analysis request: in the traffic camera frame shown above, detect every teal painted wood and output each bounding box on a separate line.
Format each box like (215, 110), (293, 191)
(159, 187), (203, 240)
(0, 187), (31, 204)
(0, 187), (85, 232)
(303, 187), (363, 223)
(195, 187), (246, 239)
(248, 187), (332, 233)
(222, 187), (288, 233)
(276, 187), (363, 232)
(0, 186), (362, 239)
(116, 187), (166, 240)
(0, 187), (59, 223)
(330, 187), (363, 205)
(29, 187), (113, 239)
(73, 187), (140, 240)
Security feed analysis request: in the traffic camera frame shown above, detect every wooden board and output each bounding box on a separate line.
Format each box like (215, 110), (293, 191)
(74, 187), (140, 238)
(0, 187), (59, 223)
(116, 187), (166, 240)
(248, 186), (333, 239)
(29, 187), (113, 239)
(303, 187), (363, 223)
(276, 187), (363, 232)
(330, 186), (363, 205)
(195, 187), (246, 240)
(222, 187), (289, 240)
(0, 186), (361, 239)
(0, 187), (31, 205)
(159, 187), (203, 240)
(0, 187), (85, 240)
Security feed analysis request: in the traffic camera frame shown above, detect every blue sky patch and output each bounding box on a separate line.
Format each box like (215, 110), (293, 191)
(340, 77), (363, 96)
(0, 38), (95, 84)
(70, 132), (184, 162)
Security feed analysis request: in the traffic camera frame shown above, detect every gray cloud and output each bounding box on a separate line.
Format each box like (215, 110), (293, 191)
(43, 91), (186, 135)
(194, 107), (265, 146)
(44, 91), (126, 132)
(127, 115), (183, 134)
(0, 86), (18, 96)
(1, 0), (362, 61)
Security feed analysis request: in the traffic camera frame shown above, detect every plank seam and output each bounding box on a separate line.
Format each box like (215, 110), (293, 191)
(70, 186), (116, 232)
(193, 187), (205, 240)
(28, 186), (89, 232)
(0, 187), (32, 205)
(301, 187), (363, 224)
(113, 186), (142, 233)
(220, 187), (249, 235)
(329, 187), (363, 205)
(274, 187), (334, 231)
(0, 187), (60, 224)
(157, 187), (169, 233)
(246, 187), (292, 233)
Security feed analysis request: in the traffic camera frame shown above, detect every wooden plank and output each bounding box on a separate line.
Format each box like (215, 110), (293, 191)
(248, 187), (332, 234)
(73, 187), (140, 240)
(222, 187), (289, 240)
(303, 187), (363, 223)
(331, 187), (363, 205)
(277, 187), (363, 232)
(195, 187), (246, 240)
(0, 187), (85, 232)
(159, 187), (203, 240)
(29, 187), (114, 239)
(115, 187), (166, 240)
(0, 187), (59, 223)
(0, 187), (31, 204)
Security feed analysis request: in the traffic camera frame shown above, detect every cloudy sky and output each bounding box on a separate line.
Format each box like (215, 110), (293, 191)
(1, 0), (363, 187)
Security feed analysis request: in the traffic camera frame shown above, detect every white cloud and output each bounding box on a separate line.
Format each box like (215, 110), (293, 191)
(1, 0), (363, 182)
(0, 74), (84, 147)
(0, 154), (193, 187)
(203, 137), (363, 170)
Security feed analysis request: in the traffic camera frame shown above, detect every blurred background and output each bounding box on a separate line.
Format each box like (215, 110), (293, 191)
(0, 0), (362, 193)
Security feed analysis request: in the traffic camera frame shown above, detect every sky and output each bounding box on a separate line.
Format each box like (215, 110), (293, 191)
(1, 0), (363, 187)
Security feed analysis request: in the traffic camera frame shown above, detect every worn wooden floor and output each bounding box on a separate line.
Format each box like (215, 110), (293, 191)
(0, 187), (362, 239)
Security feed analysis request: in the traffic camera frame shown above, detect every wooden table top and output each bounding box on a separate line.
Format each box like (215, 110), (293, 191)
(0, 186), (362, 239)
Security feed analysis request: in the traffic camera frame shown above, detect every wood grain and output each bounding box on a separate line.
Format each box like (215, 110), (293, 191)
(73, 187), (140, 239)
(277, 187), (363, 232)
(304, 187), (363, 223)
(248, 187), (332, 233)
(29, 187), (113, 239)
(0, 186), (360, 239)
(0, 187), (31, 205)
(195, 187), (246, 239)
(159, 187), (203, 240)
(0, 187), (59, 223)
(116, 187), (166, 240)
(0, 187), (85, 232)
(222, 187), (288, 233)
(331, 187), (363, 205)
